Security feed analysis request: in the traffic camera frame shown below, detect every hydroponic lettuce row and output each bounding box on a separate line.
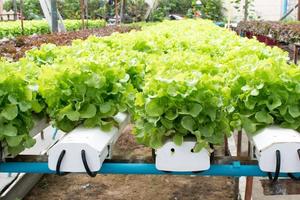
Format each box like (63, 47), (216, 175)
(133, 52), (231, 150)
(213, 32), (300, 133)
(228, 56), (300, 134)
(0, 19), (299, 154)
(26, 41), (146, 91)
(0, 59), (45, 155)
(0, 20), (106, 39)
(37, 53), (136, 132)
(24, 20), (300, 151)
(130, 20), (299, 149)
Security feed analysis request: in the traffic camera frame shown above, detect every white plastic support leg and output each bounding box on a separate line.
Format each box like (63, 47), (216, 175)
(250, 126), (300, 173)
(155, 138), (210, 172)
(48, 113), (129, 173)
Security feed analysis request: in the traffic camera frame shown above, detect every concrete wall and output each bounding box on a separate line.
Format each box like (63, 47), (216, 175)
(253, 0), (283, 20)
(0, 0), (3, 15)
(224, 0), (297, 22)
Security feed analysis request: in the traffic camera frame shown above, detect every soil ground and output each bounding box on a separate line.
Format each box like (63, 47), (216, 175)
(24, 125), (235, 200)
(0, 25), (139, 60)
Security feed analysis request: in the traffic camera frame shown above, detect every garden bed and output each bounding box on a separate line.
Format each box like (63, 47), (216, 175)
(237, 21), (300, 60)
(237, 21), (300, 44)
(0, 25), (140, 60)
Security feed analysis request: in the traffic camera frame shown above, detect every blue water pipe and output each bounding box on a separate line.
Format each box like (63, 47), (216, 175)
(0, 162), (299, 178)
(283, 0), (288, 15)
(214, 22), (225, 27)
(52, 128), (58, 140)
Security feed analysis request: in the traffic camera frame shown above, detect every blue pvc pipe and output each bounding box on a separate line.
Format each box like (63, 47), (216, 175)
(214, 22), (225, 27)
(283, 0), (288, 15)
(52, 128), (58, 140)
(0, 162), (300, 177)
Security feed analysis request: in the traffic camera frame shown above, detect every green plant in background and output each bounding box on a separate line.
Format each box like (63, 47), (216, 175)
(165, 0), (193, 14)
(231, 0), (258, 21)
(149, 0), (193, 21)
(87, 0), (103, 19)
(3, 0), (105, 20)
(194, 0), (224, 21)
(96, 1), (115, 20)
(58, 0), (106, 19)
(125, 0), (149, 22)
(4, 0), (43, 20)
(149, 7), (166, 22)
(59, 0), (81, 19)
(0, 20), (106, 39)
(149, 0), (224, 22)
(186, 8), (195, 18)
(3, 0), (224, 22)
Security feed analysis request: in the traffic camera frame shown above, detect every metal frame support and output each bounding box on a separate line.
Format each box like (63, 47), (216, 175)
(281, 3), (299, 21)
(12, 0), (17, 20)
(243, 0), (249, 21)
(0, 0), (3, 16)
(244, 177), (253, 200)
(51, 0), (58, 33)
(20, 0), (24, 34)
(283, 0), (288, 15)
(294, 44), (300, 64)
(115, 0), (119, 24)
(80, 0), (85, 29)
(298, 0), (300, 20)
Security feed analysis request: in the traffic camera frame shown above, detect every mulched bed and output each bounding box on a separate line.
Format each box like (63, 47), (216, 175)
(0, 25), (140, 61)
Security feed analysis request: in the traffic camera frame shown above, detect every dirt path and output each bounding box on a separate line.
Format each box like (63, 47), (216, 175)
(25, 174), (234, 200)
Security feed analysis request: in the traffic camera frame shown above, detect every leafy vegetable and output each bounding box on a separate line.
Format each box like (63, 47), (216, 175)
(37, 53), (136, 132)
(0, 59), (44, 155)
(133, 52), (230, 150)
(228, 59), (300, 133)
(1, 19), (299, 155)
